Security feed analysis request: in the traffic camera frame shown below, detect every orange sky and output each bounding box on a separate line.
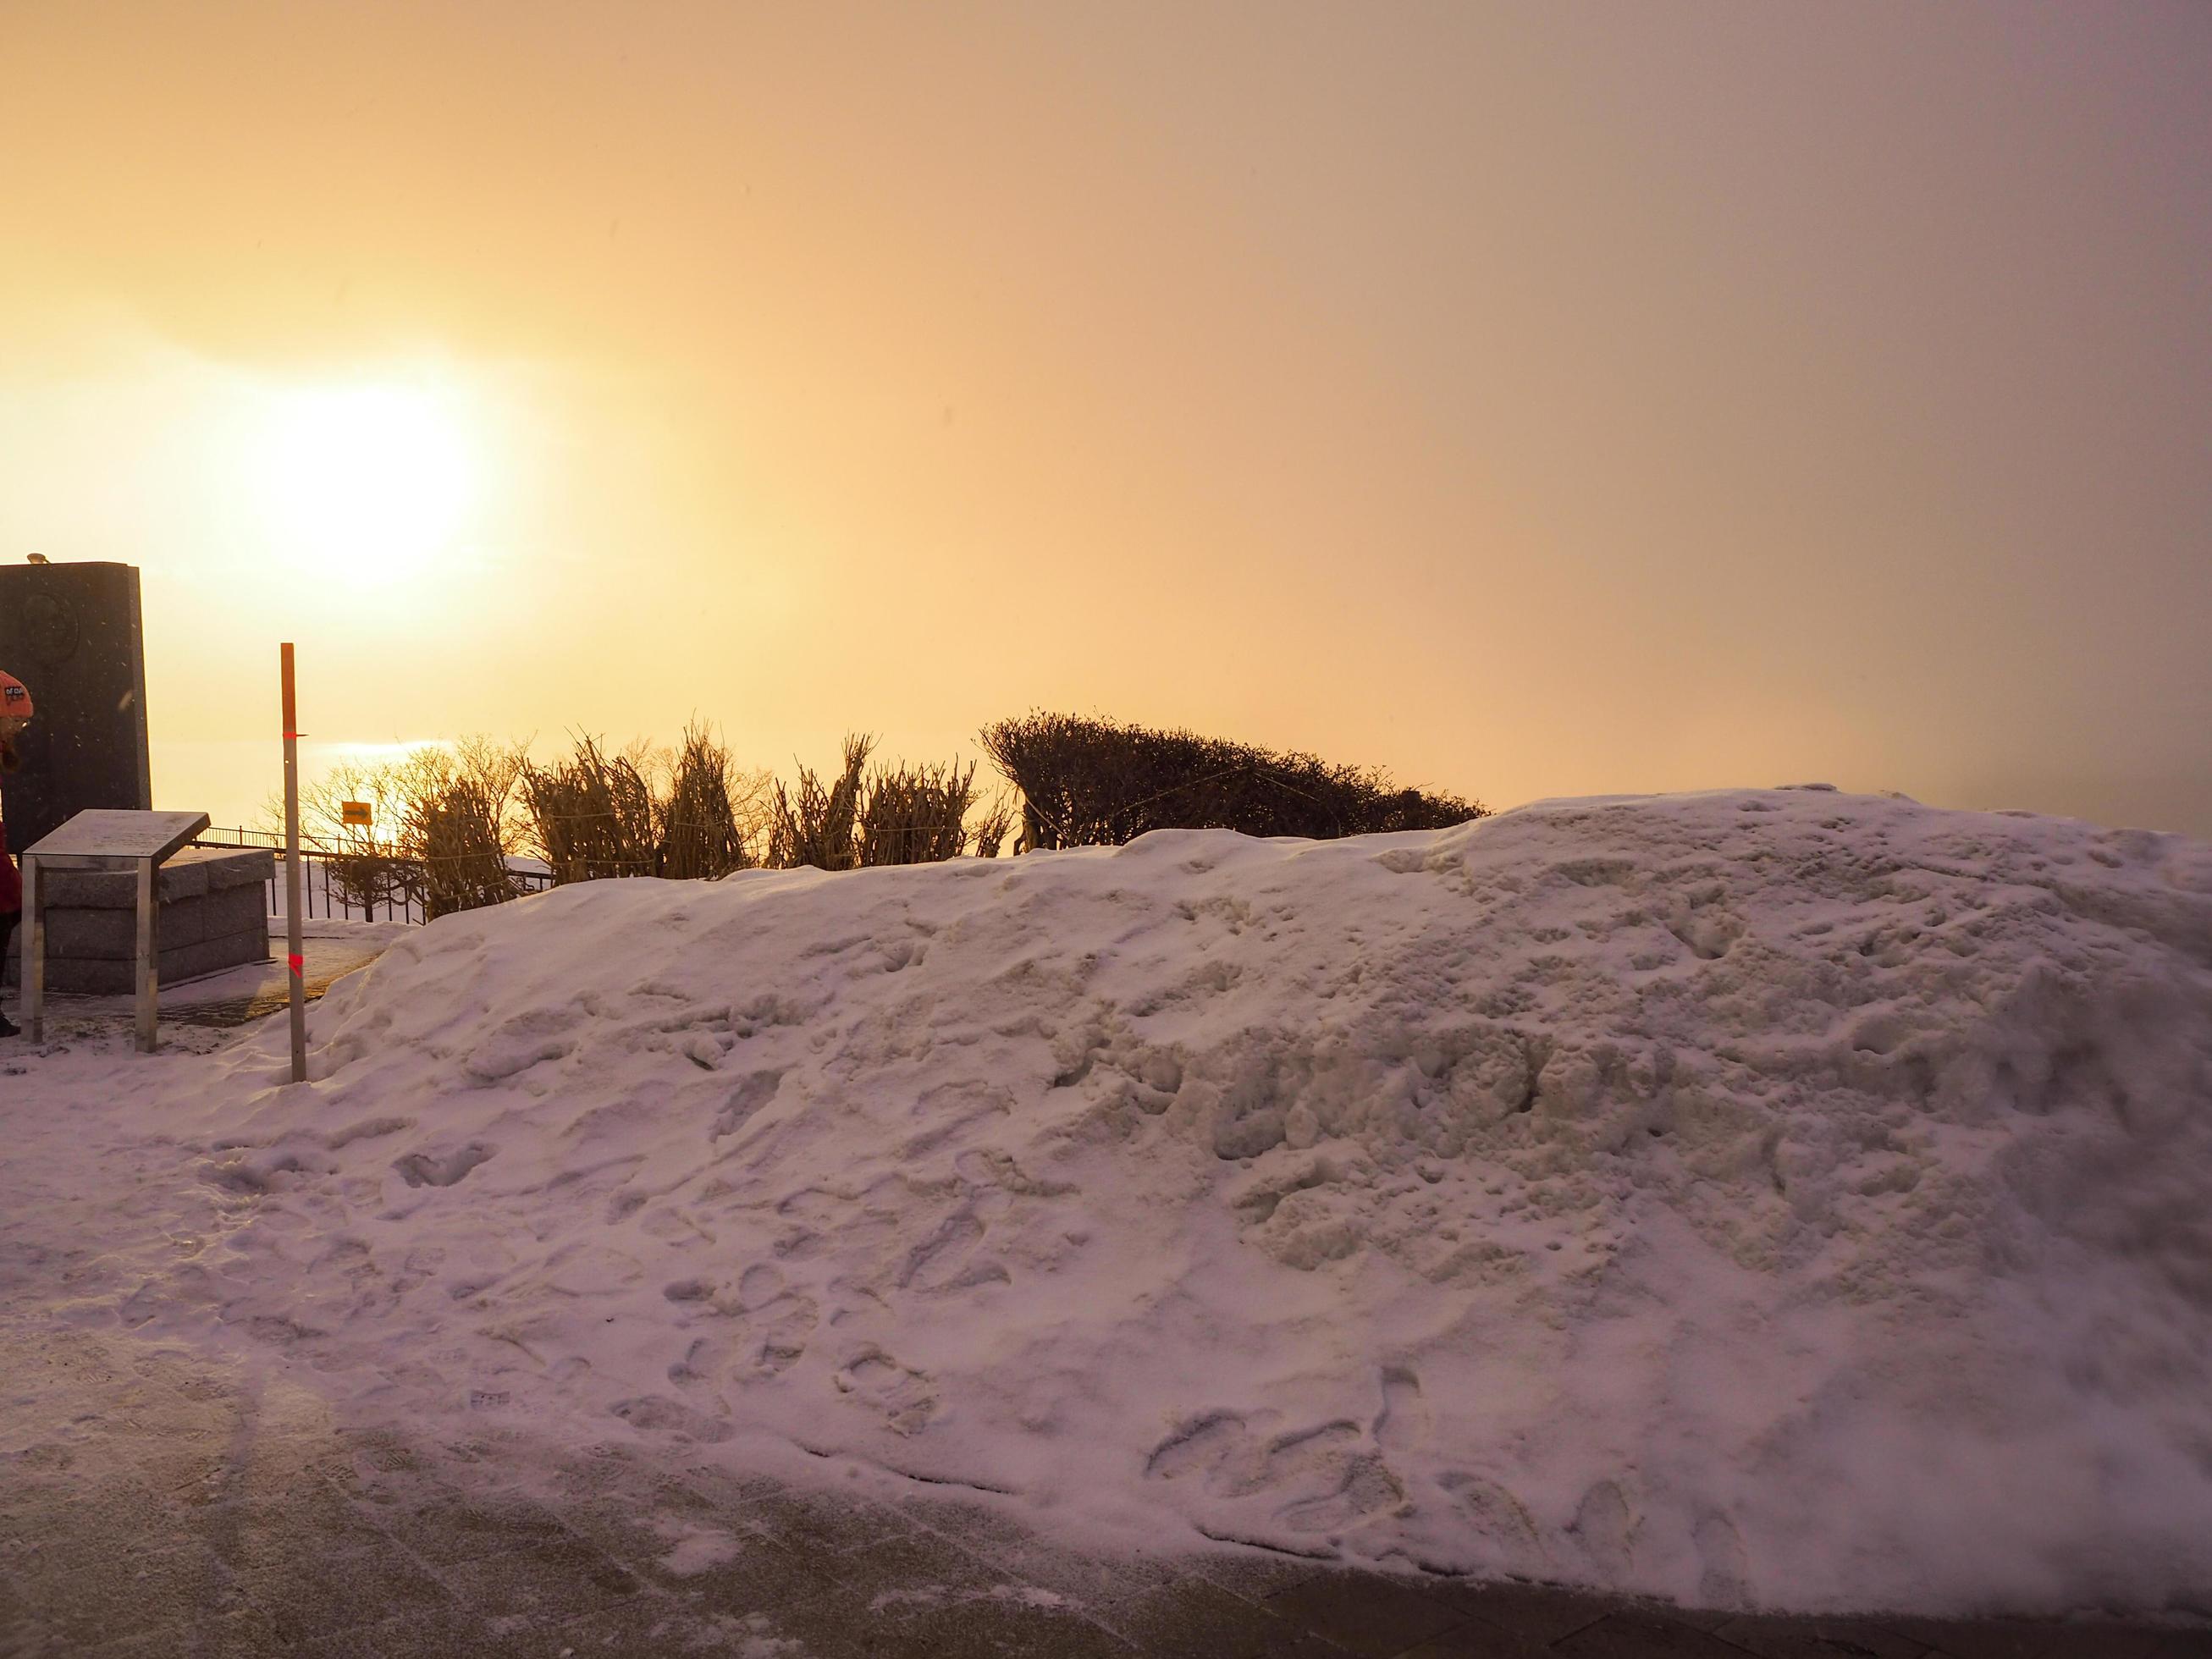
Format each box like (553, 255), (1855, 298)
(3, 3), (2209, 834)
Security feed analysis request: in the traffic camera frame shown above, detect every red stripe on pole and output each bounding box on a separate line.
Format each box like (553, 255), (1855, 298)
(288, 953), (304, 978)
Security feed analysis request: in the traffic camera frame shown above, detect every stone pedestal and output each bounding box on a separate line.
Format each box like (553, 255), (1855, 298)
(30, 846), (273, 995)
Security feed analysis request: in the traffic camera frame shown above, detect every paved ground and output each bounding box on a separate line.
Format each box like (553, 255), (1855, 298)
(3, 918), (403, 1039)
(3, 1325), (2207, 1659)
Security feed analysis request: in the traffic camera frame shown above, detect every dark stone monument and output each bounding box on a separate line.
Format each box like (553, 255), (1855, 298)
(0, 559), (153, 851)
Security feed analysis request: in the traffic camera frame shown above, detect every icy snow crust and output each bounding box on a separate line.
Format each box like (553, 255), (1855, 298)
(183, 789), (2212, 1614)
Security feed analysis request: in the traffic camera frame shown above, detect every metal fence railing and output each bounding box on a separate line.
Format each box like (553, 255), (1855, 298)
(190, 828), (554, 927)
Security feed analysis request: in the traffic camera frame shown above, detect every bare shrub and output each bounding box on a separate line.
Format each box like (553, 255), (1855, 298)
(520, 736), (660, 884)
(659, 721), (758, 879)
(970, 793), (1016, 859)
(859, 758), (978, 866)
(979, 711), (1484, 847)
(385, 741), (527, 918)
(282, 739), (530, 918)
(450, 735), (528, 850)
(769, 734), (873, 871)
(411, 775), (520, 920)
(296, 723), (1010, 907)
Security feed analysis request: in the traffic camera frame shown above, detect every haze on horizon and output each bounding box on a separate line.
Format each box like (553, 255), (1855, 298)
(3, 2), (2208, 836)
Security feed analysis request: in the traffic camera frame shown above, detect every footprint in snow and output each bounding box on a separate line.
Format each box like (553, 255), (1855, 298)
(1570, 1479), (1637, 1574)
(1694, 1511), (1750, 1607)
(742, 1293), (817, 1374)
(898, 1207), (1010, 1294)
(736, 1263), (784, 1304)
(1372, 1364), (1430, 1456)
(668, 1335), (730, 1395)
(1437, 1471), (1547, 1574)
(1277, 1454), (1404, 1535)
(609, 1394), (733, 1443)
(833, 1348), (937, 1436)
(1146, 1409), (1404, 1537)
(664, 1271), (817, 1374)
(712, 1071), (785, 1140)
(391, 1143), (495, 1189)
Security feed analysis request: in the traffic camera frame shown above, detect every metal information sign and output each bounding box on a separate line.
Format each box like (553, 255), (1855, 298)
(340, 800), (372, 828)
(19, 808), (212, 1051)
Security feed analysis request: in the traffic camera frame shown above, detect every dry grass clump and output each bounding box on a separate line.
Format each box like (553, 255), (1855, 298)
(658, 722), (758, 879)
(859, 758), (978, 866)
(520, 736), (660, 884)
(770, 735), (873, 871)
(770, 741), (1010, 868)
(979, 710), (1484, 848)
(970, 793), (1016, 860)
(524, 725), (770, 882)
(289, 721), (1021, 918)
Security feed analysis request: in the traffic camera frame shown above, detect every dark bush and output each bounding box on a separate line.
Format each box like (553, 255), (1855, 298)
(978, 711), (1483, 848)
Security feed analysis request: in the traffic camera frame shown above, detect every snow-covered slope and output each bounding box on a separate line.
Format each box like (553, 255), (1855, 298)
(168, 789), (2212, 1614)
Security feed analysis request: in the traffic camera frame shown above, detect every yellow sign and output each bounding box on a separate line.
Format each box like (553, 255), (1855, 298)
(339, 800), (372, 828)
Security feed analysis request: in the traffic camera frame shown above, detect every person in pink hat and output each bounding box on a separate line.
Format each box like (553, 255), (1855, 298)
(1, 667), (31, 1038)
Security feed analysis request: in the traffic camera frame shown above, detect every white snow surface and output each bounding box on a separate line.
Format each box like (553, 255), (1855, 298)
(15, 788), (2212, 1616)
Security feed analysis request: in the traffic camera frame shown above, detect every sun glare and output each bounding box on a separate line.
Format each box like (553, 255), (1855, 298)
(255, 381), (479, 583)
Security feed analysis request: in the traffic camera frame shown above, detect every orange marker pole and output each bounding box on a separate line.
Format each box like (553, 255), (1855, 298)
(282, 642), (306, 1084)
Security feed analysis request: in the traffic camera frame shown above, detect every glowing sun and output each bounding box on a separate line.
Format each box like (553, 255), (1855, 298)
(256, 382), (479, 581)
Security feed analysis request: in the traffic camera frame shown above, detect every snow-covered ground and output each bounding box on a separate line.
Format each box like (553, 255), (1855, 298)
(5, 788), (2209, 1618)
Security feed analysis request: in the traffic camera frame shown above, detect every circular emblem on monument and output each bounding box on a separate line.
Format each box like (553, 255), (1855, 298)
(23, 591), (80, 666)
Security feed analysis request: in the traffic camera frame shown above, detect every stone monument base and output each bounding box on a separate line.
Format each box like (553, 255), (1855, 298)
(15, 846), (273, 995)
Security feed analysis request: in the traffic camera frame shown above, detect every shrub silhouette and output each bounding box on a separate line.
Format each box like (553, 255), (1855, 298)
(979, 711), (1482, 847)
(294, 710), (1434, 919)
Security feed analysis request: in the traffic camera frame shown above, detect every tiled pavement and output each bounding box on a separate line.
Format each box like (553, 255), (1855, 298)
(1, 920), (401, 1039)
(3, 1327), (2207, 1658)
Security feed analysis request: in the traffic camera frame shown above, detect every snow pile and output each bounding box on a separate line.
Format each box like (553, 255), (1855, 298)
(168, 789), (2212, 1614)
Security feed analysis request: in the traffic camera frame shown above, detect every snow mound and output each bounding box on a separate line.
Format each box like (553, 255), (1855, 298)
(187, 789), (2212, 1615)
